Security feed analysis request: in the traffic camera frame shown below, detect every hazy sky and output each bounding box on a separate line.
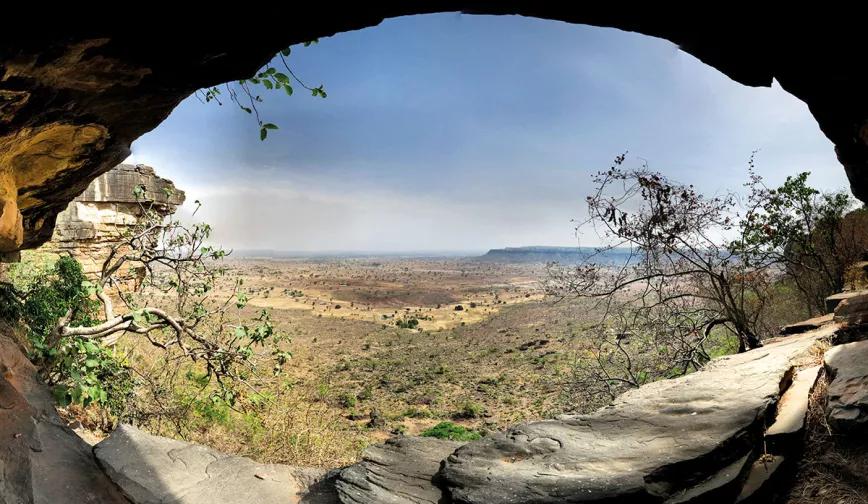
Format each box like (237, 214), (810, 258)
(125, 13), (848, 253)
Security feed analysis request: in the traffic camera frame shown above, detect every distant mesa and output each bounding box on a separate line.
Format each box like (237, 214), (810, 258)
(476, 246), (632, 264)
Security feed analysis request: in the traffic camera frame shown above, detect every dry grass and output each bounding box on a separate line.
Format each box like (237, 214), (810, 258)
(86, 258), (601, 467)
(167, 392), (376, 468)
(784, 372), (868, 504)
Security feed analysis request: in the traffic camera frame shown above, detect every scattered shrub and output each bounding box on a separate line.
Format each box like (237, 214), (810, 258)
(453, 401), (484, 419)
(339, 392), (357, 408)
(421, 421), (481, 441)
(357, 387), (373, 401)
(395, 318), (419, 329)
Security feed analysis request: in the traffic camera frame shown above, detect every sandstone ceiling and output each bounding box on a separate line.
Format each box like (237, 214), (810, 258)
(1, 8), (865, 252)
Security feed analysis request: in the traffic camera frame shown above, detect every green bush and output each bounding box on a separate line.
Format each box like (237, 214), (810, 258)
(12, 256), (134, 415)
(421, 421), (481, 441)
(395, 318), (419, 329)
(453, 401), (484, 419)
(339, 392), (357, 408)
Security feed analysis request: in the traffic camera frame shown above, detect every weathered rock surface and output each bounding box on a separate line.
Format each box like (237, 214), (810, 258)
(765, 365), (821, 450)
(41, 163), (184, 275)
(0, 333), (128, 503)
(826, 290), (868, 314)
(94, 423), (337, 503)
(832, 290), (868, 327)
(2, 13), (868, 252)
(336, 436), (463, 504)
(823, 339), (868, 433)
(439, 326), (835, 503)
(735, 456), (786, 503)
(780, 314), (833, 335)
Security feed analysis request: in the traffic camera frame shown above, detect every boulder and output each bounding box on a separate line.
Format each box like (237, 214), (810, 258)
(336, 436), (463, 504)
(823, 339), (868, 433)
(439, 326), (834, 503)
(94, 424), (337, 503)
(0, 334), (128, 503)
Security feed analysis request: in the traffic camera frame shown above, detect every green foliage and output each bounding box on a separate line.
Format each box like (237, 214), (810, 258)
(395, 317), (419, 329)
(735, 165), (861, 314)
(13, 256), (134, 415)
(193, 395), (232, 425)
(421, 421), (482, 441)
(49, 338), (134, 416)
(197, 42), (326, 141)
(737, 170), (850, 256)
(0, 282), (22, 324)
(22, 256), (97, 342)
(338, 392), (357, 408)
(453, 401), (484, 419)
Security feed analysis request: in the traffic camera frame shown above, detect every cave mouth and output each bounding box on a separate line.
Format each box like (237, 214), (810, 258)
(3, 10), (868, 504)
(9, 13), (858, 473)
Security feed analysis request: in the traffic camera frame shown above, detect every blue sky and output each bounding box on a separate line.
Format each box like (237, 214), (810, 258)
(126, 13), (847, 253)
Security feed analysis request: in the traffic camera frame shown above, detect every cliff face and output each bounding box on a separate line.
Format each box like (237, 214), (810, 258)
(0, 9), (867, 254)
(41, 164), (184, 275)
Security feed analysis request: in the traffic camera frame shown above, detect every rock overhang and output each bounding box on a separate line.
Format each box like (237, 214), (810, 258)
(1, 9), (867, 253)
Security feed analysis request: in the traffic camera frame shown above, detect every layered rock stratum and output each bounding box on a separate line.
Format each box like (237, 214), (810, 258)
(40, 163), (184, 275)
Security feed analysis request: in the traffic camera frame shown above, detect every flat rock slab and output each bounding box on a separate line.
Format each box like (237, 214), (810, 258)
(666, 452), (751, 504)
(765, 365), (821, 449)
(95, 424), (335, 503)
(0, 334), (128, 504)
(440, 326), (834, 504)
(735, 456), (786, 503)
(824, 339), (868, 433)
(336, 436), (463, 504)
(780, 314), (833, 335)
